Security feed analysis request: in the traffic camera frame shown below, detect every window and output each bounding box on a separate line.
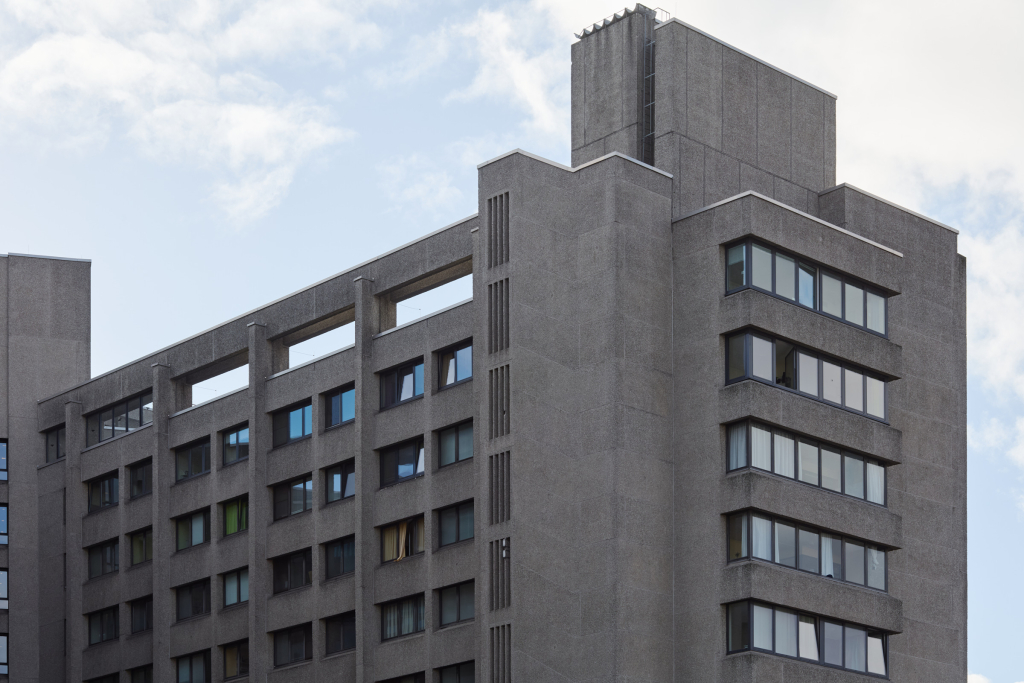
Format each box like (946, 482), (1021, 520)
(44, 428), (65, 464)
(176, 651), (210, 683)
(0, 506), (7, 545)
(727, 600), (887, 676)
(87, 539), (119, 579)
(439, 662), (475, 683)
(0, 569), (7, 609)
(380, 438), (424, 487)
(272, 401), (313, 447)
(325, 460), (355, 503)
(0, 440), (6, 480)
(325, 386), (355, 428)
(88, 605), (118, 645)
(724, 239), (888, 336)
(129, 460), (152, 498)
(439, 422), (473, 467)
(439, 501), (474, 547)
(86, 390), (154, 447)
(382, 676), (425, 683)
(725, 331), (887, 421)
(224, 640), (249, 679)
(727, 511), (887, 591)
(176, 579), (211, 621)
(88, 472), (119, 512)
(175, 510), (210, 551)
(130, 528), (153, 565)
(224, 497), (248, 536)
(273, 549), (313, 593)
(87, 676), (118, 683)
(439, 342), (473, 388)
(727, 421), (887, 505)
(129, 665), (153, 683)
(0, 634), (6, 674)
(381, 517), (425, 563)
(380, 360), (424, 409)
(325, 612), (356, 654)
(176, 440), (211, 481)
(273, 475), (313, 520)
(439, 581), (474, 626)
(273, 623), (313, 667)
(223, 425), (249, 465)
(381, 594), (425, 640)
(325, 537), (355, 579)
(131, 595), (153, 633)
(224, 568), (249, 606)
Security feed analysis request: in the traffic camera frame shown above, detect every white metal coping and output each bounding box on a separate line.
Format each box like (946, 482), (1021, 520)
(477, 148), (673, 179)
(36, 213), (480, 405)
(821, 183), (960, 235)
(653, 18), (838, 100)
(2, 252), (91, 262)
(676, 190), (905, 258)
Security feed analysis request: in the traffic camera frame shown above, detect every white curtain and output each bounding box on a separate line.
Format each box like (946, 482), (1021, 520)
(866, 461), (885, 504)
(798, 616), (818, 660)
(845, 627), (867, 671)
(775, 610), (797, 657)
(752, 516), (772, 560)
(728, 423), (747, 470)
(774, 432), (795, 477)
(867, 635), (887, 675)
(753, 605), (773, 650)
(752, 425), (772, 470)
(821, 534), (835, 577)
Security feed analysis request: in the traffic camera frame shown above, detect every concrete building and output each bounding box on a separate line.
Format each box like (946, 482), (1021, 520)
(1, 5), (966, 683)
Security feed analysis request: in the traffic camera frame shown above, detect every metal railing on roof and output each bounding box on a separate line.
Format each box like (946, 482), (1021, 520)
(575, 4), (670, 39)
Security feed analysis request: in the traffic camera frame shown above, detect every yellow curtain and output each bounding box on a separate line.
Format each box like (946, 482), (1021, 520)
(396, 522), (408, 561)
(382, 525), (398, 562)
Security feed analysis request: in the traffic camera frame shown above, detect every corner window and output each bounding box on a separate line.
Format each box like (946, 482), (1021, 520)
(273, 623), (313, 667)
(325, 536), (355, 579)
(175, 510), (210, 551)
(727, 420), (887, 505)
(130, 528), (153, 565)
(325, 612), (356, 654)
(380, 438), (424, 487)
(439, 581), (474, 626)
(223, 496), (248, 536)
(325, 460), (355, 503)
(439, 422), (473, 467)
(273, 475), (313, 520)
(724, 239), (887, 335)
(176, 440), (211, 481)
(44, 428), (65, 464)
(439, 501), (474, 547)
(87, 538), (119, 579)
(272, 401), (313, 448)
(380, 360), (424, 409)
(725, 331), (887, 421)
(131, 595), (153, 633)
(223, 426), (249, 466)
(727, 511), (887, 591)
(224, 640), (249, 680)
(223, 568), (249, 607)
(439, 663), (475, 683)
(85, 390), (154, 447)
(273, 549), (313, 594)
(129, 460), (152, 498)
(727, 600), (887, 676)
(176, 651), (210, 683)
(325, 386), (355, 428)
(88, 472), (119, 512)
(381, 516), (424, 563)
(176, 579), (211, 621)
(381, 594), (425, 640)
(88, 605), (119, 645)
(439, 342), (473, 388)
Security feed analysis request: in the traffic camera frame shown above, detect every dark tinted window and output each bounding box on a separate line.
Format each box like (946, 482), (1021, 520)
(86, 391), (153, 447)
(439, 501), (474, 547)
(44, 428), (65, 464)
(88, 539), (119, 579)
(325, 612), (356, 654)
(273, 549), (313, 593)
(380, 361), (424, 409)
(223, 426), (249, 465)
(273, 475), (313, 520)
(326, 387), (355, 427)
(272, 402), (312, 447)
(129, 460), (151, 498)
(325, 460), (355, 502)
(88, 473), (119, 512)
(273, 624), (312, 667)
(176, 579), (211, 621)
(88, 606), (118, 644)
(439, 343), (472, 387)
(131, 596), (153, 633)
(325, 537), (355, 579)
(380, 439), (424, 487)
(439, 422), (473, 467)
(176, 441), (210, 481)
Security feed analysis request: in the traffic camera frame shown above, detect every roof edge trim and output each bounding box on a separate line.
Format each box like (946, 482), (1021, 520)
(4, 253), (92, 263)
(821, 183), (960, 235)
(478, 148), (673, 178)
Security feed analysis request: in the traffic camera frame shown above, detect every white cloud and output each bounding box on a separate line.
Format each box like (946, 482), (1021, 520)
(967, 675), (991, 683)
(0, 0), (379, 221)
(376, 154), (463, 214)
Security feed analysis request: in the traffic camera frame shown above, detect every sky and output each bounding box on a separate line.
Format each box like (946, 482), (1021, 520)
(0, 0), (1021, 680)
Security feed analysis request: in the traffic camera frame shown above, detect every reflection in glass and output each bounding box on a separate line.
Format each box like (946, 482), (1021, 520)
(844, 369), (864, 411)
(821, 533), (843, 579)
(775, 340), (795, 388)
(798, 615), (818, 660)
(845, 540), (865, 585)
(822, 362), (842, 403)
(752, 604), (773, 650)
(752, 337), (772, 381)
(798, 352), (817, 395)
(728, 423), (747, 470)
(752, 515), (772, 561)
(728, 602), (750, 651)
(751, 424), (771, 470)
(867, 292), (886, 333)
(752, 244), (772, 291)
(775, 609), (797, 656)
(798, 441), (818, 485)
(798, 529), (819, 573)
(727, 335), (746, 381)
(727, 244), (746, 290)
(823, 621), (844, 666)
(773, 432), (795, 478)
(776, 253), (795, 300)
(822, 273), (842, 317)
(845, 626), (867, 671)
(866, 460), (885, 504)
(867, 546), (886, 590)
(774, 522), (796, 567)
(866, 377), (885, 418)
(821, 448), (842, 492)
(728, 513), (748, 560)
(845, 454), (864, 499)
(845, 283), (864, 326)
(798, 264), (816, 308)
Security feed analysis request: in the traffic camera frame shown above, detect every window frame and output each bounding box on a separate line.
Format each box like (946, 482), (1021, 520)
(129, 459), (152, 499)
(176, 650), (211, 683)
(223, 567), (250, 607)
(174, 509), (210, 551)
(87, 605), (119, 645)
(0, 633), (6, 674)
(380, 516), (425, 564)
(324, 384), (356, 429)
(725, 330), (888, 423)
(222, 424), (250, 467)
(324, 536), (356, 580)
(726, 510), (888, 592)
(724, 238), (889, 337)
(0, 505), (7, 545)
(438, 340), (473, 390)
(44, 427), (65, 464)
(438, 421), (474, 468)
(175, 439), (212, 482)
(324, 460), (356, 504)
(726, 420), (888, 506)
(273, 474), (314, 520)
(379, 359), (425, 410)
(438, 662), (475, 683)
(175, 578), (212, 622)
(129, 527), (153, 566)
(272, 623), (313, 667)
(129, 665), (153, 683)
(438, 581), (475, 627)
(0, 568), (8, 610)
(223, 639), (249, 680)
(223, 496), (249, 537)
(271, 400), (314, 448)
(87, 471), (120, 513)
(726, 599), (889, 678)
(379, 437), (425, 488)
(325, 611), (356, 655)
(272, 548), (313, 594)
(379, 594), (426, 641)
(130, 595), (153, 633)
(87, 538), (119, 579)
(438, 501), (474, 548)
(85, 390), (154, 447)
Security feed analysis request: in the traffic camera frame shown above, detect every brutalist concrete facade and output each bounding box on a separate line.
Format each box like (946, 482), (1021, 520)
(3, 5), (965, 683)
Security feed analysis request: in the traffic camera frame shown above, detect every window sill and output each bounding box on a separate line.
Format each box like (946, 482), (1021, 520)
(378, 394), (424, 413)
(324, 419), (355, 433)
(173, 542), (209, 556)
(725, 281), (889, 339)
(220, 601), (249, 614)
(127, 491), (152, 503)
(222, 528), (250, 542)
(437, 537), (475, 553)
(271, 434), (313, 452)
(273, 659), (312, 672)
(82, 422), (153, 454)
(322, 494), (356, 510)
(84, 637), (119, 650)
(379, 472), (425, 490)
(271, 583), (313, 599)
(379, 552), (424, 568)
(437, 617), (475, 631)
(322, 571), (355, 586)
(724, 557), (889, 594)
(437, 456), (474, 472)
(127, 560), (152, 572)
(380, 630), (425, 645)
(322, 649), (355, 661)
(83, 571), (119, 586)
(172, 613), (212, 626)
(37, 457), (66, 471)
(126, 629), (152, 640)
(221, 457), (249, 470)
(173, 470), (211, 486)
(436, 377), (472, 392)
(272, 509), (312, 525)
(83, 504), (118, 519)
